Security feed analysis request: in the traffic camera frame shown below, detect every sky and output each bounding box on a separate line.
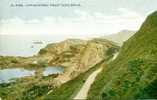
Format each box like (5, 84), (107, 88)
(0, 0), (157, 37)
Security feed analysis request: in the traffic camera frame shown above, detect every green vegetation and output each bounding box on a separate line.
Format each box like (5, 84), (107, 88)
(39, 49), (48, 55)
(88, 11), (157, 100)
(136, 79), (157, 99)
(106, 47), (119, 58)
(0, 75), (55, 100)
(22, 85), (51, 100)
(0, 56), (21, 68)
(0, 60), (106, 100)
(44, 61), (105, 100)
(0, 34), (118, 99)
(2, 9), (156, 100)
(37, 60), (49, 67)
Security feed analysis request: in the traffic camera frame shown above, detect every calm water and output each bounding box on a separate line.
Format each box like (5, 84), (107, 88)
(0, 35), (66, 57)
(0, 35), (65, 83)
(0, 67), (64, 83)
(0, 35), (92, 57)
(0, 68), (35, 83)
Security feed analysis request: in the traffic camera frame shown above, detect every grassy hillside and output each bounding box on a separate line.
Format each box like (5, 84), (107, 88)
(43, 61), (106, 100)
(88, 11), (157, 100)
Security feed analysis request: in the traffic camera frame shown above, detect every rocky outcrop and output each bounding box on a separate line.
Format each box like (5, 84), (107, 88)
(0, 38), (119, 84)
(38, 38), (119, 84)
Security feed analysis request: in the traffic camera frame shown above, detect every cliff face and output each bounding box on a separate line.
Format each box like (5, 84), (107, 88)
(38, 38), (119, 84)
(0, 38), (119, 84)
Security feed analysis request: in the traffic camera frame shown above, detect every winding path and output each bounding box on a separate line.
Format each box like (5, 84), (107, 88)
(73, 67), (103, 99)
(73, 52), (119, 99)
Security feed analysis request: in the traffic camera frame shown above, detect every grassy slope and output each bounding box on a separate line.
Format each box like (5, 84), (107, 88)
(0, 75), (55, 100)
(88, 11), (157, 100)
(0, 54), (114, 100)
(43, 42), (119, 100)
(43, 61), (106, 100)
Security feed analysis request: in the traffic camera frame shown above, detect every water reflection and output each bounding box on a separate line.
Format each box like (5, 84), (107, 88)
(0, 68), (35, 83)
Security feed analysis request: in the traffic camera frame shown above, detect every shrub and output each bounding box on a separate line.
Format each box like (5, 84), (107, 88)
(128, 59), (144, 76)
(136, 80), (157, 99)
(106, 47), (118, 56)
(39, 49), (47, 55)
(101, 92), (107, 99)
(22, 85), (50, 100)
(38, 60), (48, 67)
(11, 59), (18, 63)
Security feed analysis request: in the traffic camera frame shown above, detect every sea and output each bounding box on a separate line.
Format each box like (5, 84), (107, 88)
(0, 35), (66, 57)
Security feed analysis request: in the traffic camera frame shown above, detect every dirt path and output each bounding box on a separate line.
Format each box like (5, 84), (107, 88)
(73, 52), (119, 99)
(73, 67), (103, 99)
(112, 52), (119, 61)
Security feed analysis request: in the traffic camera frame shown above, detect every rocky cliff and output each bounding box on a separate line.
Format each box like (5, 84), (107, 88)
(0, 38), (119, 84)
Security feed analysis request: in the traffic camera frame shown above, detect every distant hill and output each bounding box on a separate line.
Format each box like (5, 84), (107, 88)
(104, 30), (135, 46)
(88, 11), (157, 99)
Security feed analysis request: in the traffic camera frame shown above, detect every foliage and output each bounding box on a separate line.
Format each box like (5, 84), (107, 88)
(22, 85), (51, 100)
(128, 59), (144, 81)
(44, 61), (103, 100)
(135, 79), (157, 99)
(39, 49), (48, 55)
(106, 47), (119, 56)
(11, 58), (18, 63)
(88, 11), (157, 100)
(38, 60), (48, 67)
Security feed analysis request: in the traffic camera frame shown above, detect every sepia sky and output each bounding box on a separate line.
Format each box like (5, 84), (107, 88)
(0, 0), (157, 37)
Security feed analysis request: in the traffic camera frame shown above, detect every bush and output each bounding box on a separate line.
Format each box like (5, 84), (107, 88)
(38, 60), (48, 67)
(39, 49), (47, 55)
(136, 80), (157, 99)
(128, 59), (144, 76)
(11, 59), (18, 63)
(22, 85), (50, 100)
(106, 47), (118, 56)
(101, 92), (107, 99)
